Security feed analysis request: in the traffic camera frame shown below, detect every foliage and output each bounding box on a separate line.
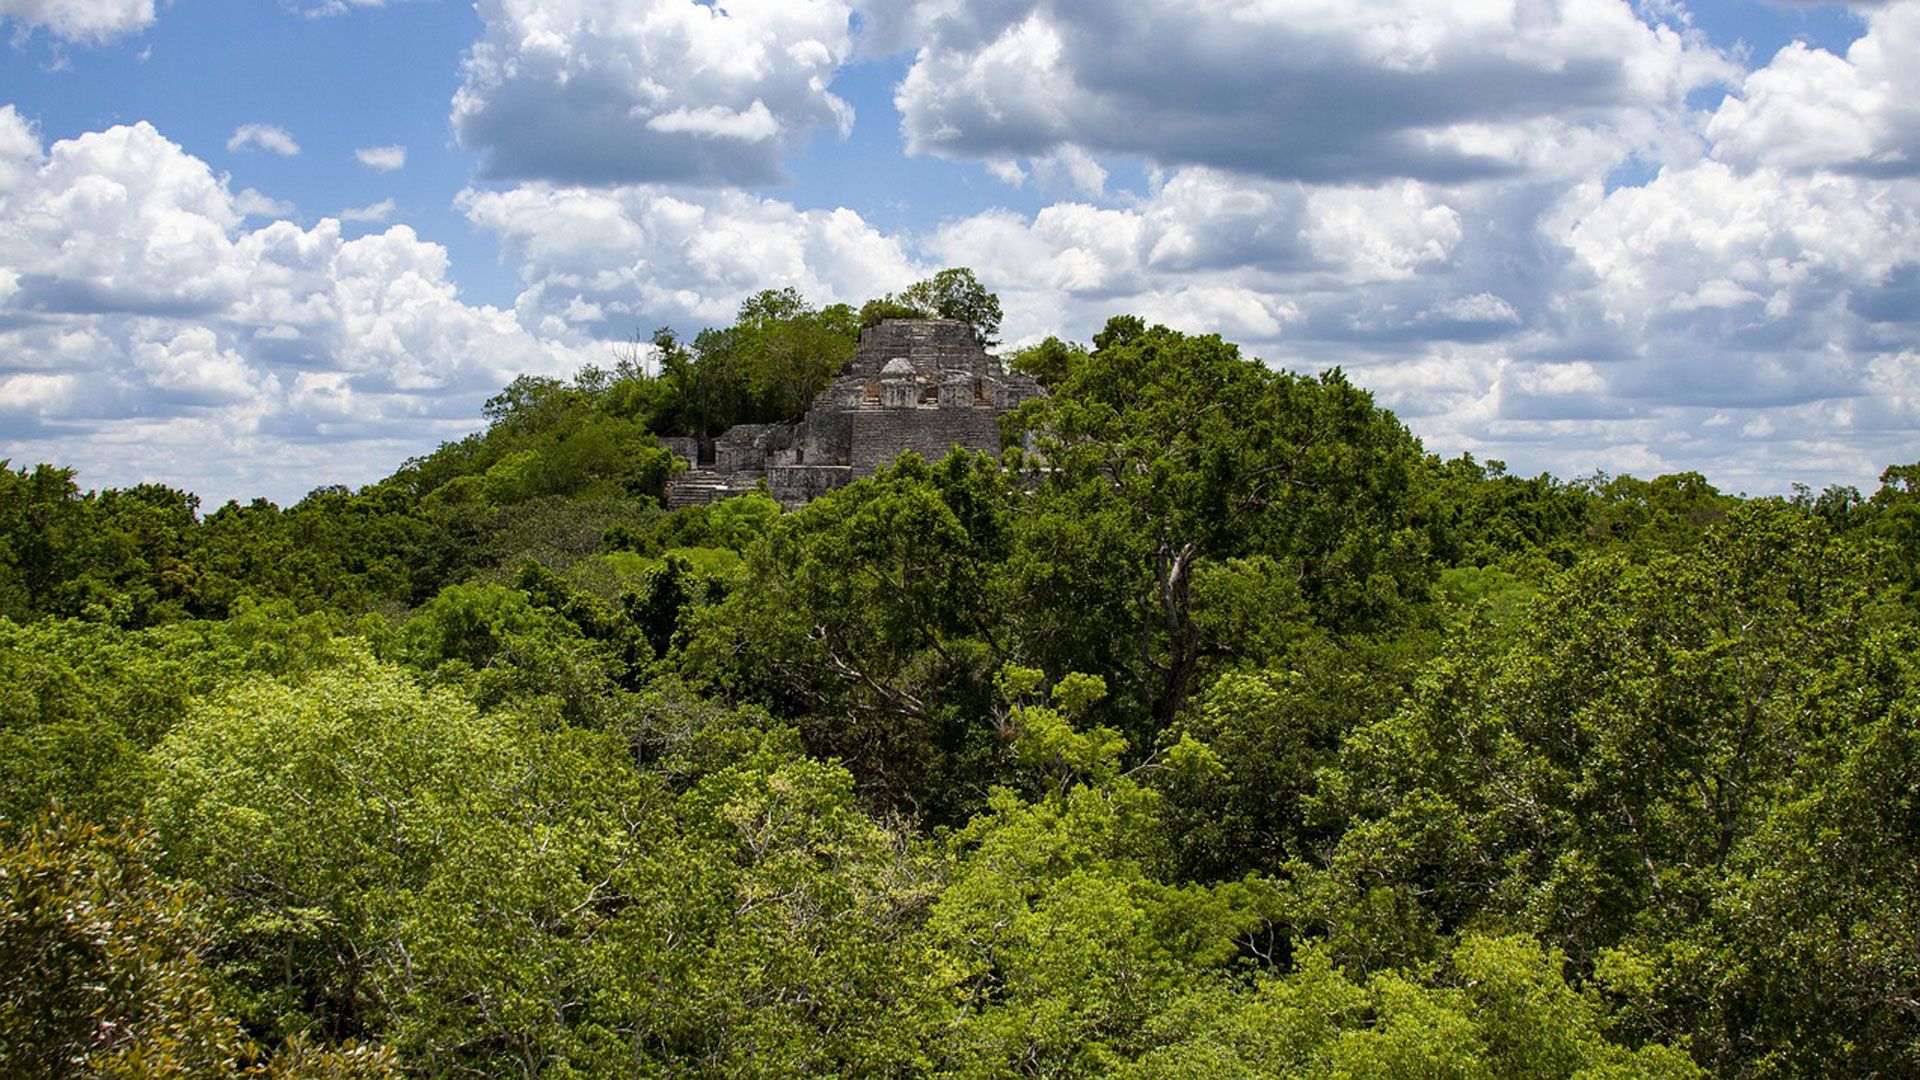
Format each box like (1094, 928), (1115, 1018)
(144, 653), (945, 1074)
(1123, 936), (1703, 1078)
(0, 607), (348, 828)
(0, 813), (250, 1075)
(0, 813), (396, 1076)
(4, 300), (1917, 1075)
(860, 267), (1003, 345)
(0, 463), (205, 625)
(922, 775), (1264, 1074)
(1007, 334), (1089, 387)
(681, 451), (1019, 819)
(648, 289), (860, 439)
(1007, 320), (1433, 726)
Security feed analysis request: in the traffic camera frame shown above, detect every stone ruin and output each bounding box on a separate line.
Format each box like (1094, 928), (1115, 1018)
(662, 318), (1045, 509)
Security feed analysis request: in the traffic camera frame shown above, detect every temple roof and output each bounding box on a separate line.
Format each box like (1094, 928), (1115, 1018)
(846, 318), (999, 378)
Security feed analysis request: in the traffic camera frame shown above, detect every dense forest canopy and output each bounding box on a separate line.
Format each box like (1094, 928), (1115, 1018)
(3, 272), (1918, 1076)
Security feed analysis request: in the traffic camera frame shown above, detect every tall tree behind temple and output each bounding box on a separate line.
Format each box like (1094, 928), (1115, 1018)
(1007, 319), (1432, 727)
(653, 289), (860, 439)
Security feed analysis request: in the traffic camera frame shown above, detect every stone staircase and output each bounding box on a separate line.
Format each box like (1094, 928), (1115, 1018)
(663, 471), (738, 509)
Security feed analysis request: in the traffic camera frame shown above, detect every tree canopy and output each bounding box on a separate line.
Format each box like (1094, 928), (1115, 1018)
(861, 267), (1004, 345)
(2, 292), (1916, 1075)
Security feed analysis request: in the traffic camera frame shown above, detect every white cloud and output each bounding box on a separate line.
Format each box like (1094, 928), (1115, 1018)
(1305, 182), (1462, 283)
(1027, 145), (1108, 198)
(452, 0), (856, 185)
(1706, 1), (1920, 176)
(914, 167), (1481, 350)
(453, 26), (1920, 495)
(645, 100), (781, 141)
(0, 373), (79, 413)
(228, 123), (301, 157)
(0, 104), (46, 190)
(1422, 293), (1521, 326)
(128, 322), (272, 404)
(12, 1), (1916, 502)
(0, 112), (598, 504)
(354, 144), (407, 171)
(985, 159), (1027, 186)
(884, 0), (1736, 184)
(1563, 162), (1919, 357)
(0, 0), (154, 43)
(339, 197), (396, 223)
(234, 188), (296, 219)
(459, 181), (918, 335)
(459, 163), (1469, 412)
(1450, 6), (1920, 492)
(295, 0), (398, 14)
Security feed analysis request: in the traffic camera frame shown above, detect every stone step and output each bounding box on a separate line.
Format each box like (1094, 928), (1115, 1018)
(664, 471), (737, 509)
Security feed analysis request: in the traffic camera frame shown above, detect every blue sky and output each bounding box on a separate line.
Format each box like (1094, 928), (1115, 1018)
(0, 0), (1915, 504)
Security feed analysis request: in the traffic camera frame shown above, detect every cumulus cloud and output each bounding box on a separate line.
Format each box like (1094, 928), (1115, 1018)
(457, 160), (1474, 354)
(0, 110), (597, 503)
(452, 0), (857, 186)
(1557, 160), (1920, 411)
(0, 0), (154, 43)
(339, 197), (396, 223)
(914, 166), (1494, 350)
(228, 123), (301, 157)
(459, 180), (918, 336)
(883, 0), (1736, 184)
(354, 144), (407, 171)
(876, 3), (1920, 491)
(454, 45), (1920, 493)
(1413, 5), (1920, 491)
(294, 0), (400, 14)
(459, 160), (1485, 390)
(234, 188), (297, 219)
(1000, 145), (1108, 198)
(1305, 183), (1463, 283)
(646, 100), (782, 141)
(1705, 0), (1920, 176)
(1422, 293), (1521, 327)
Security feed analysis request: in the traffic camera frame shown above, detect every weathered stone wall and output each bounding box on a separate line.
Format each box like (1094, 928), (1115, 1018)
(850, 406), (1005, 475)
(768, 464), (854, 506)
(713, 422), (800, 474)
(801, 407), (853, 465)
(849, 319), (993, 376)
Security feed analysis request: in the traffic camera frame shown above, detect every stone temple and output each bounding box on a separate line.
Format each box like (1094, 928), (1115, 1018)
(662, 318), (1045, 509)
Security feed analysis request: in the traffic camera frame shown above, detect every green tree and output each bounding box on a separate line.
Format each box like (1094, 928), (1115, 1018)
(1579, 470), (1736, 552)
(1150, 654), (1393, 883)
(862, 267), (1003, 345)
(680, 451), (1019, 817)
(920, 771), (1272, 1074)
(1007, 334), (1090, 387)
(1865, 459), (1920, 610)
(1008, 321), (1432, 728)
(1648, 624), (1920, 1075)
(0, 464), (208, 625)
(150, 655), (652, 1065)
(1120, 936), (1702, 1078)
(1418, 452), (1591, 572)
(1311, 502), (1893, 989)
(730, 287), (860, 420)
(0, 813), (250, 1076)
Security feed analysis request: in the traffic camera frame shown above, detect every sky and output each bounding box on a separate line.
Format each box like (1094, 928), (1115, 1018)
(0, 0), (1914, 506)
